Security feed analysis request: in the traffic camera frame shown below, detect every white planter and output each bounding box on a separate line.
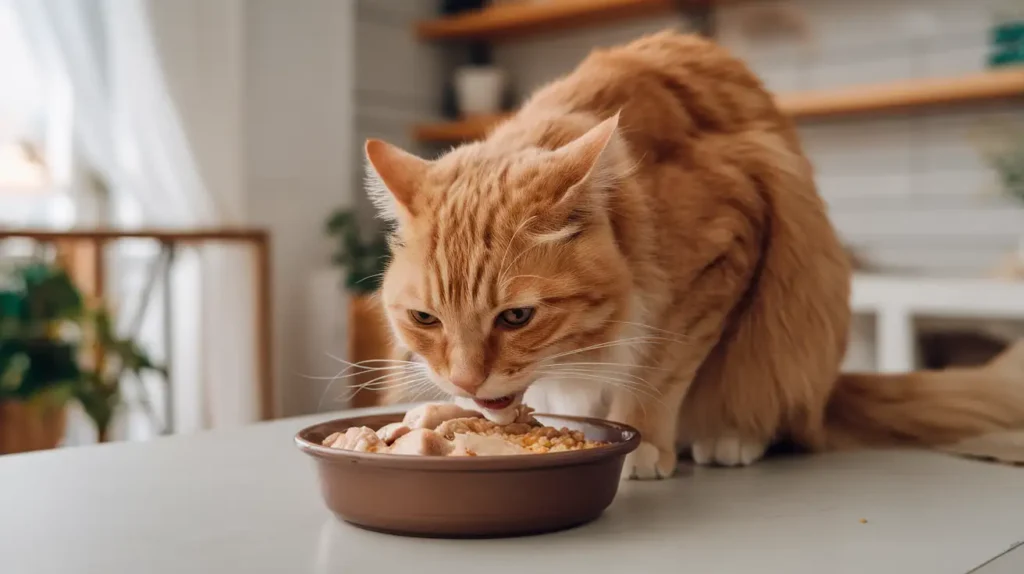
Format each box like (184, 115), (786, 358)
(453, 65), (507, 116)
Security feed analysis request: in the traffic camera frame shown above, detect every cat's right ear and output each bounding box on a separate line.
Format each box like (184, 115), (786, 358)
(365, 139), (430, 221)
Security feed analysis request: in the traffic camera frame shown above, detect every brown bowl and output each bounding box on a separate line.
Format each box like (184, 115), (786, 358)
(294, 412), (641, 538)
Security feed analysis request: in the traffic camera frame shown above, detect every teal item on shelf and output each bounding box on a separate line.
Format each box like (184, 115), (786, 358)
(989, 49), (1023, 67)
(992, 20), (1024, 45)
(989, 9), (1024, 68)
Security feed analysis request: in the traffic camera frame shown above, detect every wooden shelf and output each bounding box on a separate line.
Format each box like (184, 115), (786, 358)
(411, 114), (511, 143)
(413, 69), (1024, 142)
(416, 0), (697, 42)
(775, 68), (1024, 118)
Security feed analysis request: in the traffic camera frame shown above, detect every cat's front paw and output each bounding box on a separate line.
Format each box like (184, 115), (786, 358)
(690, 434), (766, 467)
(622, 441), (676, 480)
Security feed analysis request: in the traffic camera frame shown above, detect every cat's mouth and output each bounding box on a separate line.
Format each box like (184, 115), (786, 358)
(473, 394), (517, 411)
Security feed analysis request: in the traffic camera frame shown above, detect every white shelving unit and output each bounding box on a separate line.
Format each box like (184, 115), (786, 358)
(850, 274), (1024, 372)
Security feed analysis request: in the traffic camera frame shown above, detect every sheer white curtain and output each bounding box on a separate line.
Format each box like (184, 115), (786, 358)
(13, 0), (259, 435)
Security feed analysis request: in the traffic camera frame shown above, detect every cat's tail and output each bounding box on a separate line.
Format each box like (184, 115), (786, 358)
(823, 340), (1024, 449)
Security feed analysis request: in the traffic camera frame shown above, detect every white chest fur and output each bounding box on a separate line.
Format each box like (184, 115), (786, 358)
(524, 377), (610, 418)
(525, 309), (649, 419)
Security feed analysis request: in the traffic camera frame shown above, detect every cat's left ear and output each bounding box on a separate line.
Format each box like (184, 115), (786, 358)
(549, 112), (629, 207)
(365, 139), (431, 221)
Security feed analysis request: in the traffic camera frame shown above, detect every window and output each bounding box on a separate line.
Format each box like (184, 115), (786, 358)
(0, 0), (75, 229)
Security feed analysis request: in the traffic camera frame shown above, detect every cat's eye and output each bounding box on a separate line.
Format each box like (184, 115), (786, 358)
(409, 310), (440, 326)
(496, 307), (535, 329)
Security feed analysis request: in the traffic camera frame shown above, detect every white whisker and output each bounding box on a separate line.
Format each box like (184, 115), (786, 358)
(320, 354), (423, 381)
(498, 241), (545, 284)
(299, 365), (418, 381)
(497, 215), (536, 281)
(538, 370), (661, 397)
(539, 372), (662, 418)
(542, 367), (657, 389)
(316, 362), (426, 410)
(340, 375), (431, 402)
(500, 274), (548, 290)
(349, 371), (428, 392)
(549, 361), (671, 372)
(406, 381), (440, 404)
(324, 354), (421, 367)
(541, 336), (669, 362)
(605, 320), (691, 343)
(355, 271), (387, 285)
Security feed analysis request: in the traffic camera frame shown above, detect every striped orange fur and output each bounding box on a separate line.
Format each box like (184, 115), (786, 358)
(366, 32), (1024, 478)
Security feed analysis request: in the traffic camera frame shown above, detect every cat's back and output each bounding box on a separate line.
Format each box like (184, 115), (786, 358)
(505, 31), (797, 157)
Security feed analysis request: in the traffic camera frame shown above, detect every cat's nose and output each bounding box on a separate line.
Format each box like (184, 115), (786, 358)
(449, 369), (486, 394)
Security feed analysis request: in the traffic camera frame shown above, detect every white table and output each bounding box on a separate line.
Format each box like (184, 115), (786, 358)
(849, 274), (1024, 373)
(2, 408), (1024, 574)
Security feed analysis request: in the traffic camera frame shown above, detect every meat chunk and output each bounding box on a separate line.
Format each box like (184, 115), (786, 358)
(325, 426), (383, 452)
(388, 428), (454, 456)
(319, 402), (603, 456)
(512, 404), (537, 424)
(375, 422), (411, 445)
(451, 433), (528, 456)
(402, 402), (482, 430)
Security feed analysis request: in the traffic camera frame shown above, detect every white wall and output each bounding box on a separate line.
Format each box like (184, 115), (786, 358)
(243, 0), (357, 416)
(149, 0), (427, 417)
(136, 0), (363, 418)
(491, 0), (1024, 277)
(494, 14), (695, 101)
(147, 0), (245, 222)
(718, 0), (1024, 276)
(353, 0), (448, 222)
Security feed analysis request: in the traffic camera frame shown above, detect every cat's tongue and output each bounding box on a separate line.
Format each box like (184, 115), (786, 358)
(474, 394), (516, 411)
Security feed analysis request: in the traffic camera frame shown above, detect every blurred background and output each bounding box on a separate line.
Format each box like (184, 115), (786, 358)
(1, 0), (1024, 455)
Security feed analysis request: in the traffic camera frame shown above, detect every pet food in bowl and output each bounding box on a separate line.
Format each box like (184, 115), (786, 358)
(295, 402), (640, 538)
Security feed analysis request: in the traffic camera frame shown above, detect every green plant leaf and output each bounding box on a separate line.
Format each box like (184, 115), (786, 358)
(0, 259), (164, 438)
(325, 207), (391, 294)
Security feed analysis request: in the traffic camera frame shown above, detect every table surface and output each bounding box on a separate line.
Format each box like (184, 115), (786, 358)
(3, 407), (1024, 574)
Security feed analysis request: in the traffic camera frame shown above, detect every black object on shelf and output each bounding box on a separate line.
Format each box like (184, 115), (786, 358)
(467, 41), (493, 65)
(441, 0), (488, 16)
(441, 81), (459, 120)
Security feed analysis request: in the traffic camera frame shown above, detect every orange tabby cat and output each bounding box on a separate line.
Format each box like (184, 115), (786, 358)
(365, 31), (1024, 478)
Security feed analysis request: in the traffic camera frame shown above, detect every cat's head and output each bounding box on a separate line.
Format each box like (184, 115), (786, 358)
(365, 115), (634, 412)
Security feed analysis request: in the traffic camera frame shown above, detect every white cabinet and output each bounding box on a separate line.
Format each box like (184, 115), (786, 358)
(846, 274), (1024, 372)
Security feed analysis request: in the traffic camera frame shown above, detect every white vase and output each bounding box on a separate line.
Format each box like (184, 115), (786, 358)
(453, 65), (507, 116)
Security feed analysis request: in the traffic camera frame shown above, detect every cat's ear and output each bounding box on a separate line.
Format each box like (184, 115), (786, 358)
(550, 112), (629, 204)
(365, 139), (430, 220)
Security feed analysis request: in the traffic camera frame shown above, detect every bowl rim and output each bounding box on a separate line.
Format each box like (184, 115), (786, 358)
(294, 412), (642, 471)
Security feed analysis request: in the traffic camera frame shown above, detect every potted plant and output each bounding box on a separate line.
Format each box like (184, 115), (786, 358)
(325, 209), (395, 407)
(978, 127), (1024, 279)
(77, 308), (165, 443)
(0, 261), (164, 453)
(0, 263), (81, 453)
(453, 42), (508, 118)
